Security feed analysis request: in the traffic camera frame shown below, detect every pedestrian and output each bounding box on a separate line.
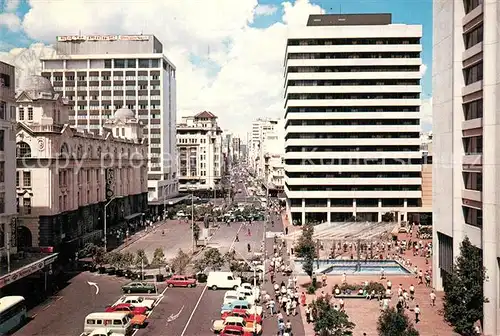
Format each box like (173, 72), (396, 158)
(305, 305), (311, 323)
(414, 304), (421, 323)
(291, 299), (297, 316)
(247, 243), (251, 253)
(285, 320), (292, 333)
(247, 228), (251, 236)
(430, 290), (436, 306)
(235, 234), (239, 242)
(409, 284), (415, 300)
(300, 292), (306, 306)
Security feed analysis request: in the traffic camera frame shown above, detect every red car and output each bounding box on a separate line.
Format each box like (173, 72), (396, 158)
(106, 303), (148, 316)
(220, 325), (252, 336)
(221, 309), (262, 324)
(166, 275), (197, 288)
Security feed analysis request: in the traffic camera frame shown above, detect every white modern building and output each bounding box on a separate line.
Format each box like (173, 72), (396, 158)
(433, 0), (499, 334)
(249, 118), (279, 177)
(40, 34), (177, 204)
(176, 111), (223, 193)
(284, 14), (423, 225)
(0, 61), (18, 256)
(15, 75), (148, 258)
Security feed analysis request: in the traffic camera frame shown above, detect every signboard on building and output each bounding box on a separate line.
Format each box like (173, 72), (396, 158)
(56, 35), (150, 42)
(105, 168), (115, 200)
(0, 253), (58, 288)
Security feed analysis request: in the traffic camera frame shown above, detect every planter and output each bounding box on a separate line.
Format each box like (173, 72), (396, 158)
(197, 273), (208, 283)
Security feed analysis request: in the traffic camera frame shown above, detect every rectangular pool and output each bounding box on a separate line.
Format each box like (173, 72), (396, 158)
(293, 259), (411, 275)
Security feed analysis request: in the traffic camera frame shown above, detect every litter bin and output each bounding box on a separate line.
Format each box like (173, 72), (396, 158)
(156, 274), (164, 282)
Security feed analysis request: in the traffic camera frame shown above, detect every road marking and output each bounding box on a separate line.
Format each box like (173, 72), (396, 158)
(160, 285), (169, 296)
(179, 285), (207, 336)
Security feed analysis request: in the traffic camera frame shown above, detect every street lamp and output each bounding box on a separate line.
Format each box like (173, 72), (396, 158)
(162, 185), (168, 220)
(104, 196), (123, 252)
(188, 187), (195, 252)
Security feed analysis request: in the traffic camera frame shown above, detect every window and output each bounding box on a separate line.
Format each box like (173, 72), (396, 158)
(0, 101), (5, 120)
(0, 74), (10, 88)
(19, 107), (24, 120)
(126, 59), (136, 68)
(23, 198), (31, 215)
(464, 0), (482, 13)
(463, 99), (483, 120)
(16, 171), (19, 187)
(16, 142), (30, 157)
(27, 107), (33, 121)
(114, 59), (125, 68)
(463, 206), (482, 227)
(138, 59), (150, 68)
(464, 62), (483, 85)
(104, 60), (112, 68)
(464, 25), (483, 49)
(23, 171), (31, 187)
(151, 59), (159, 67)
(0, 162), (4, 183)
(0, 130), (4, 151)
(0, 192), (5, 213)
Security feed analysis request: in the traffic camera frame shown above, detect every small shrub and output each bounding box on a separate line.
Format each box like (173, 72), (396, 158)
(340, 283), (358, 291)
(366, 281), (385, 293)
(312, 276), (318, 288)
(307, 285), (316, 294)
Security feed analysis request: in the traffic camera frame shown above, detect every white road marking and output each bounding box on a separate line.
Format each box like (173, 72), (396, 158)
(130, 288), (168, 336)
(179, 285), (207, 336)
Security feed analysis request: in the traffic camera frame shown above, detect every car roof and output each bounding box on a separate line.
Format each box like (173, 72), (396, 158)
(225, 316), (245, 323)
(231, 300), (249, 305)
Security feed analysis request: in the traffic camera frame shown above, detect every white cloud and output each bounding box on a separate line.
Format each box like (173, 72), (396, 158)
(2, 0), (330, 136)
(254, 4), (278, 16)
(0, 13), (21, 31)
(420, 63), (427, 76)
(4, 0), (20, 12)
(421, 97), (433, 131)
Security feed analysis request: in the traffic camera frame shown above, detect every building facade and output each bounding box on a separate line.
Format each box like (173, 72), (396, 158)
(15, 76), (148, 259)
(176, 111), (223, 193)
(0, 62), (18, 256)
(284, 14), (423, 225)
(40, 34), (177, 204)
(249, 118), (278, 177)
(433, 0), (499, 334)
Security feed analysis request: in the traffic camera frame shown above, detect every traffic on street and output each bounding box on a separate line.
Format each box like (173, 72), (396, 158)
(11, 167), (303, 336)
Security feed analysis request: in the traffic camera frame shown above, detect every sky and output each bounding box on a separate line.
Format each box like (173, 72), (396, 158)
(0, 0), (433, 137)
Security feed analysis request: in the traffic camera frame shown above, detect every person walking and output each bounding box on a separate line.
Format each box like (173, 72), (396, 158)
(430, 290), (437, 306)
(414, 304), (421, 323)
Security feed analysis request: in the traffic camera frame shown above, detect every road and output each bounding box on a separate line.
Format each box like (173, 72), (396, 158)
(13, 171), (306, 336)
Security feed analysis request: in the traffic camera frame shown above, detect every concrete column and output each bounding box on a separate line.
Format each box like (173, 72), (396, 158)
(353, 199), (357, 217)
(301, 211), (305, 226)
(482, 1), (499, 334)
(432, 231), (443, 291)
(377, 212), (382, 222)
(327, 199), (331, 223)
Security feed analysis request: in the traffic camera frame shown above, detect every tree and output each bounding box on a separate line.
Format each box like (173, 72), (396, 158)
(151, 248), (165, 267)
(135, 249), (149, 266)
(104, 251), (122, 267)
(443, 236), (485, 335)
(313, 295), (355, 336)
(295, 222), (316, 277)
(121, 251), (135, 269)
(170, 249), (191, 274)
(377, 307), (419, 336)
(92, 246), (106, 266)
(201, 248), (225, 270)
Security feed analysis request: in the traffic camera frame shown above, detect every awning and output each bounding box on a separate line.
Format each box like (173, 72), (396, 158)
(124, 212), (144, 220)
(148, 195), (190, 206)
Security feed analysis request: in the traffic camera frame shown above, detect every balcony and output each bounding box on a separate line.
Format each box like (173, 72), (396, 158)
(463, 154), (482, 165)
(462, 118), (482, 131)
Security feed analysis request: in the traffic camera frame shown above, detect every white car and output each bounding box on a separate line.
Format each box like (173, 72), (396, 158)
(237, 287), (256, 305)
(239, 283), (260, 300)
(223, 290), (246, 305)
(114, 295), (156, 310)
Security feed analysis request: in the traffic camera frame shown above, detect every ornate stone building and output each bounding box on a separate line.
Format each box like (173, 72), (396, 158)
(15, 76), (147, 259)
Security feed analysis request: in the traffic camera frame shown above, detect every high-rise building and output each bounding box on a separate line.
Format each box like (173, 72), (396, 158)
(249, 118), (278, 177)
(0, 61), (18, 255)
(176, 111), (223, 194)
(284, 14), (423, 225)
(433, 0), (498, 333)
(40, 34), (177, 204)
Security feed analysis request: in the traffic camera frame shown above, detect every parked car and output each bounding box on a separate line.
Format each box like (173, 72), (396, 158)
(114, 296), (156, 310)
(219, 325), (251, 336)
(221, 309), (262, 324)
(223, 291), (246, 305)
(212, 316), (262, 334)
(166, 275), (197, 288)
(220, 300), (262, 316)
(105, 303), (147, 316)
(121, 282), (157, 294)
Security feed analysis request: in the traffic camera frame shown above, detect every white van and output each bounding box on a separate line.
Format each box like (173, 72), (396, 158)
(84, 312), (133, 335)
(207, 271), (242, 290)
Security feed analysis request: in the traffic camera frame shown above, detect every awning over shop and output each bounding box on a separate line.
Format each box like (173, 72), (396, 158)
(124, 212), (144, 221)
(148, 195), (190, 206)
(0, 253), (59, 288)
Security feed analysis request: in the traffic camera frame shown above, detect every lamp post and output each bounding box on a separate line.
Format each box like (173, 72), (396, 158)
(104, 196), (123, 252)
(187, 188), (195, 252)
(162, 185), (168, 220)
(262, 182), (269, 283)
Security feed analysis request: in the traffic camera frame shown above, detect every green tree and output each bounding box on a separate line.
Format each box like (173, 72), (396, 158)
(170, 249), (191, 274)
(104, 251), (121, 266)
(201, 248), (225, 271)
(377, 307), (419, 336)
(443, 236), (485, 335)
(151, 248), (165, 267)
(121, 251), (135, 269)
(313, 295), (355, 336)
(135, 249), (149, 266)
(295, 222), (316, 277)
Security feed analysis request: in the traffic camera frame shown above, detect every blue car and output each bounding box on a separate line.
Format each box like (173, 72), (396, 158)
(220, 300), (263, 316)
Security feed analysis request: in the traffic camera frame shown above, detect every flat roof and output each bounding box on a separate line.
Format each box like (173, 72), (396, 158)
(307, 13), (392, 26)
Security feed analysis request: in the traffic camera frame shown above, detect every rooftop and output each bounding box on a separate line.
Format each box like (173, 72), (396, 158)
(284, 221), (396, 241)
(307, 13), (392, 26)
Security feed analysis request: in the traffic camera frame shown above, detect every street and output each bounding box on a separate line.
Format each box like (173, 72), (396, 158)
(12, 172), (305, 336)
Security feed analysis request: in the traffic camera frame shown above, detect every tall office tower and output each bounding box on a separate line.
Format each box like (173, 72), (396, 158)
(284, 14), (423, 225)
(250, 118), (278, 177)
(40, 34), (177, 203)
(433, 1), (498, 334)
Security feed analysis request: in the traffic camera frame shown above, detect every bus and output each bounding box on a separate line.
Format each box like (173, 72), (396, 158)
(0, 296), (27, 334)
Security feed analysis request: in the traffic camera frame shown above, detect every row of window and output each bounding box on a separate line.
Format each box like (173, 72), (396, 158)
(287, 79), (420, 87)
(0, 102), (16, 121)
(286, 119), (419, 126)
(75, 104), (161, 110)
(287, 38), (420, 46)
(288, 65), (420, 73)
(105, 59), (161, 69)
(285, 158), (425, 165)
(290, 198), (421, 207)
(287, 52), (420, 60)
(285, 132), (420, 140)
(285, 145), (420, 152)
(286, 172), (421, 178)
(287, 106), (420, 113)
(286, 184), (421, 191)
(287, 93), (420, 100)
